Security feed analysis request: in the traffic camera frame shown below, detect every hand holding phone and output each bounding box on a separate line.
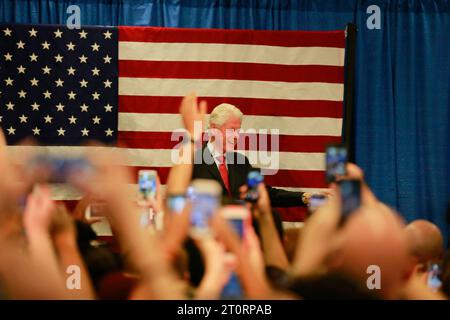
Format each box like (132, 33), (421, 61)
(220, 205), (251, 299)
(28, 154), (93, 186)
(244, 170), (264, 203)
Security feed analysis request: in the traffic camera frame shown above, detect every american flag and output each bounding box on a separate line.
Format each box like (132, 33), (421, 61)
(0, 24), (345, 221)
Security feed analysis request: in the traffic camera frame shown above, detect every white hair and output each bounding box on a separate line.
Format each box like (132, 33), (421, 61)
(208, 103), (243, 128)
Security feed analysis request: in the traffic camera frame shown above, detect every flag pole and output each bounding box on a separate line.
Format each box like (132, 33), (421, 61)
(343, 23), (357, 162)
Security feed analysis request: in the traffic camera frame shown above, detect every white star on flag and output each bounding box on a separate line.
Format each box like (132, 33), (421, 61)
(32, 127), (41, 135)
(79, 30), (88, 39)
(67, 67), (76, 75)
(55, 78), (64, 87)
(41, 41), (51, 50)
(43, 90), (52, 99)
(18, 90), (27, 98)
(67, 42), (76, 50)
(91, 43), (100, 51)
(91, 67), (100, 76)
(57, 128), (66, 136)
(92, 92), (100, 100)
(103, 30), (112, 39)
(80, 104), (89, 112)
(44, 115), (53, 123)
(92, 116), (101, 124)
(103, 55), (112, 63)
(54, 29), (63, 38)
(104, 79), (112, 88)
(4, 53), (13, 61)
(16, 41), (25, 49)
(56, 103), (65, 111)
(42, 66), (52, 74)
(17, 65), (26, 73)
(31, 102), (40, 111)
(19, 115), (28, 123)
(3, 28), (12, 36)
(6, 102), (15, 110)
(68, 91), (76, 100)
(28, 28), (38, 37)
(79, 55), (88, 63)
(80, 79), (88, 87)
(7, 127), (16, 135)
(68, 116), (77, 124)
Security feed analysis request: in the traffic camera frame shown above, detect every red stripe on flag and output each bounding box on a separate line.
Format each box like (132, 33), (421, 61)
(119, 96), (343, 118)
(118, 131), (341, 153)
(264, 170), (327, 189)
(276, 207), (308, 221)
(119, 60), (344, 84)
(119, 26), (346, 48)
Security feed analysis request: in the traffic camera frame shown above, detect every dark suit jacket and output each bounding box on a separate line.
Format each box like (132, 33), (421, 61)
(192, 144), (305, 207)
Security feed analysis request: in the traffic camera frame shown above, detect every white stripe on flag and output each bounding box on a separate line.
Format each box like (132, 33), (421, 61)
(118, 113), (343, 136)
(118, 42), (345, 66)
(118, 78), (344, 101)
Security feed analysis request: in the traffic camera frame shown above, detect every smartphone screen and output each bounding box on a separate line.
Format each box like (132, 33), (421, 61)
(245, 170), (264, 203)
(326, 145), (347, 183)
(28, 155), (92, 185)
(138, 170), (157, 200)
(308, 194), (327, 213)
(427, 263), (442, 291)
(339, 179), (361, 220)
(220, 205), (250, 299)
(189, 180), (222, 235)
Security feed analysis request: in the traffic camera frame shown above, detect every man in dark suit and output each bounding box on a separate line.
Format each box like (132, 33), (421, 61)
(191, 103), (310, 207)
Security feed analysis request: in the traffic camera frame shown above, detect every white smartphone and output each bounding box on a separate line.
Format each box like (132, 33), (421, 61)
(189, 179), (222, 236)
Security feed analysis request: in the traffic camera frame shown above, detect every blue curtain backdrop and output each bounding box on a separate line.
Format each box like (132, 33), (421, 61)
(1, 0), (449, 243)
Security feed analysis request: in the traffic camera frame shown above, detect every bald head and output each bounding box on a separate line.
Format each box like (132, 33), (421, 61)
(404, 220), (443, 264)
(332, 205), (408, 299)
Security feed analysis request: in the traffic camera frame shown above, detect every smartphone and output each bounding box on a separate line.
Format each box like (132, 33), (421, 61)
(427, 263), (442, 291)
(189, 179), (222, 236)
(339, 179), (361, 222)
(244, 170), (264, 203)
(28, 154), (93, 185)
(166, 194), (187, 214)
(325, 144), (347, 183)
(308, 194), (327, 214)
(220, 205), (251, 299)
(221, 205), (252, 239)
(138, 170), (157, 200)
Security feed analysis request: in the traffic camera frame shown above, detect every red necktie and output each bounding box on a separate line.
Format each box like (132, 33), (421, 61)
(217, 155), (230, 195)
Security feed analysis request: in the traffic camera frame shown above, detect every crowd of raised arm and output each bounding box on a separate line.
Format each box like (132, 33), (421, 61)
(0, 93), (448, 300)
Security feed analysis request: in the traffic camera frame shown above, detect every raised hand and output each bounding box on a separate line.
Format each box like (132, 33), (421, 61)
(179, 92), (207, 141)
